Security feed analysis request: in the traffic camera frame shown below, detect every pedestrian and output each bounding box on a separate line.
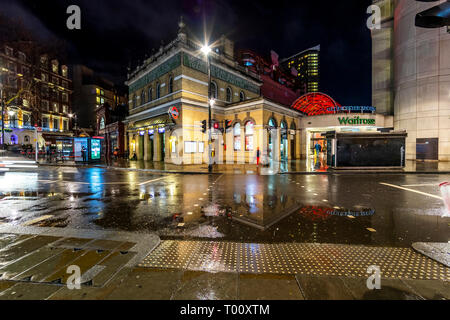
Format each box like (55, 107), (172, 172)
(81, 145), (87, 163)
(256, 147), (260, 166)
(46, 145), (51, 163)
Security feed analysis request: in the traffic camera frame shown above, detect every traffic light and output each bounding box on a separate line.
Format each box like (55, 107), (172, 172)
(225, 119), (232, 131)
(415, 0), (450, 28)
(201, 120), (207, 133)
(213, 122), (219, 130)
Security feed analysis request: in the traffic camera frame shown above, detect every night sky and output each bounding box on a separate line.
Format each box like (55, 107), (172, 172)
(1, 0), (373, 105)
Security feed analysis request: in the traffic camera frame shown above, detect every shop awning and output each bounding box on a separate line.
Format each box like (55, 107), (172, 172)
(128, 115), (174, 132)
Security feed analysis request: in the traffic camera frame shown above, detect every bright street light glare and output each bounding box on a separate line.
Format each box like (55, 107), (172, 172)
(8, 111), (15, 116)
(201, 45), (211, 56)
(210, 99), (215, 106)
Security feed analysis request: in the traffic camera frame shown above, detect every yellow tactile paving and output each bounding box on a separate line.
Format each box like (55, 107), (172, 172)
(139, 241), (450, 281)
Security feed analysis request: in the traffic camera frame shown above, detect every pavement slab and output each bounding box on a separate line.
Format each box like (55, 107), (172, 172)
(0, 247), (65, 280)
(295, 275), (355, 300)
(0, 282), (62, 300)
(105, 268), (184, 300)
(340, 277), (423, 300)
(171, 271), (238, 300)
(239, 274), (304, 300)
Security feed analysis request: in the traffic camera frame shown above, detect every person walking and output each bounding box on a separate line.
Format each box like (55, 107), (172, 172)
(81, 145), (87, 163)
(256, 147), (261, 166)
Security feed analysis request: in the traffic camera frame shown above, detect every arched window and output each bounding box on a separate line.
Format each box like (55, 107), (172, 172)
(245, 121), (254, 151)
(281, 121), (287, 130)
(226, 87), (232, 103)
(268, 118), (276, 128)
(290, 121), (296, 130)
(210, 81), (218, 99)
(233, 123), (241, 151)
(156, 83), (161, 99)
(99, 117), (105, 130)
(148, 87), (153, 102)
(239, 91), (245, 102)
(141, 90), (146, 104)
(168, 76), (173, 94)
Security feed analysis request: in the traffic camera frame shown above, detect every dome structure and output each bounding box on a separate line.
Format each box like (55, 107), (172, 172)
(291, 92), (341, 116)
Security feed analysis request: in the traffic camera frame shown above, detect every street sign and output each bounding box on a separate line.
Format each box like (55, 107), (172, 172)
(168, 106), (179, 120)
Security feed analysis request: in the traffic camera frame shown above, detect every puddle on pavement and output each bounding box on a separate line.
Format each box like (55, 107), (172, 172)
(1, 186), (448, 247)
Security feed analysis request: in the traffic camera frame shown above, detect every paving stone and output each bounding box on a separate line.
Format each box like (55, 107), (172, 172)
(341, 277), (423, 300)
(42, 249), (110, 285)
(295, 275), (355, 300)
(171, 271), (238, 300)
(12, 248), (86, 282)
(0, 282), (62, 300)
(239, 273), (304, 300)
(0, 247), (65, 280)
(106, 268), (183, 300)
(401, 279), (450, 300)
(49, 268), (133, 300)
(0, 280), (16, 293)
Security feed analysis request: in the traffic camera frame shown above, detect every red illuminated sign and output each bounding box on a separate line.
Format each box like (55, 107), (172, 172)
(169, 106), (179, 119)
(291, 92), (342, 116)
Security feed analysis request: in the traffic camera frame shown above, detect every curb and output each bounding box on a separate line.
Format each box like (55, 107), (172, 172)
(34, 163), (450, 175)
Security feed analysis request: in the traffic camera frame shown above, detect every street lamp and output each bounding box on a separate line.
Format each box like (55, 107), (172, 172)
(0, 83), (4, 149)
(201, 43), (213, 173)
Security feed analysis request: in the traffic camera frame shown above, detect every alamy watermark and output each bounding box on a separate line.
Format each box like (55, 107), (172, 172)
(66, 265), (81, 290)
(66, 5), (81, 30)
(367, 5), (381, 30)
(366, 265), (381, 290)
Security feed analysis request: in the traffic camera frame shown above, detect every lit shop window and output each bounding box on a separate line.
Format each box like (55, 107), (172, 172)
(245, 121), (254, 151)
(184, 141), (197, 153)
(234, 123), (241, 151)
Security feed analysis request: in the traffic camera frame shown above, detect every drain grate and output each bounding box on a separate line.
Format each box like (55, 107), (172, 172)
(139, 241), (450, 281)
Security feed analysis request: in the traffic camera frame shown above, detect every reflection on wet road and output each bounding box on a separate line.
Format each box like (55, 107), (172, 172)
(0, 168), (448, 247)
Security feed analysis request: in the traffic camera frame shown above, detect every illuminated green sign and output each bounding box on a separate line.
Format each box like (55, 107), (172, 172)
(183, 53), (260, 94)
(338, 117), (375, 125)
(129, 53), (181, 92)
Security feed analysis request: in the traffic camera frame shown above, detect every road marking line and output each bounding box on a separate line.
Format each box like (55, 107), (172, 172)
(380, 182), (443, 200)
(22, 215), (53, 226)
(138, 177), (166, 186)
(401, 184), (438, 187)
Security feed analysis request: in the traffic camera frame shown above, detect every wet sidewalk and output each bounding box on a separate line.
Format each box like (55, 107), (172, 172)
(0, 228), (448, 300)
(33, 158), (450, 174)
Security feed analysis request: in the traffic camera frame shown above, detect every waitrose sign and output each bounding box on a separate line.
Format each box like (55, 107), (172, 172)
(338, 116), (375, 125)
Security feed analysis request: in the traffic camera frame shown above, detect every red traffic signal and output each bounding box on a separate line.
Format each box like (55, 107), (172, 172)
(213, 122), (219, 130)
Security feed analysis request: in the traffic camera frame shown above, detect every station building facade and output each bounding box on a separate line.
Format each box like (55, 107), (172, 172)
(124, 22), (302, 165)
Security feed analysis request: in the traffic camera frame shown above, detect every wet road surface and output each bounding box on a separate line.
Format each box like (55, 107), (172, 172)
(0, 167), (448, 247)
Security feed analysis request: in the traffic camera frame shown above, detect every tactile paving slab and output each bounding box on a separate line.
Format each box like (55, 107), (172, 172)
(139, 241), (450, 281)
